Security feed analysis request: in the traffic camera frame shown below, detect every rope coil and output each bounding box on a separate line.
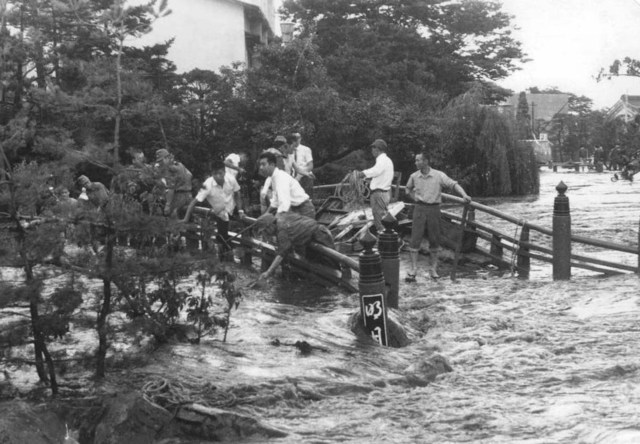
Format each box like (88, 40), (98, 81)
(334, 171), (369, 211)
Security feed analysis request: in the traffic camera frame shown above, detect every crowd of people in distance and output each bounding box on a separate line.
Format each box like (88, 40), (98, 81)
(580, 144), (640, 180)
(38, 131), (474, 285)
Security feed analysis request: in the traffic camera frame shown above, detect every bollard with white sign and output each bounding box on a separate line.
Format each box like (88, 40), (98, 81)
(358, 230), (389, 346)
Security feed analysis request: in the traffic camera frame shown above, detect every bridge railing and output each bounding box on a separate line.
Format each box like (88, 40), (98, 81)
(315, 181), (640, 279)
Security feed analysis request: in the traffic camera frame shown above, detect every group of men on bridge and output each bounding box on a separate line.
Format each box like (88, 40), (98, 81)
(52, 132), (475, 286)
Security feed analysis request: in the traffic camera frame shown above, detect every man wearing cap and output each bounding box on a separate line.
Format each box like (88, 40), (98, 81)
(254, 211), (335, 281)
(181, 160), (243, 258)
(77, 175), (110, 209)
(405, 151), (471, 281)
(258, 151), (315, 218)
(155, 148), (193, 218)
(357, 139), (394, 233)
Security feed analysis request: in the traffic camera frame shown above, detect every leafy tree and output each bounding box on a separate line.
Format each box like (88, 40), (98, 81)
(281, 0), (525, 98)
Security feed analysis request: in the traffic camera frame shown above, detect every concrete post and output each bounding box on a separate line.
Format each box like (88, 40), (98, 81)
(358, 230), (389, 346)
(379, 213), (400, 309)
(553, 181), (571, 280)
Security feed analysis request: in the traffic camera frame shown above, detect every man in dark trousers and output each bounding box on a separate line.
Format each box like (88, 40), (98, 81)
(254, 211), (335, 282)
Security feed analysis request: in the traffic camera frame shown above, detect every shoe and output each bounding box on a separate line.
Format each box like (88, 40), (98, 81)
(405, 273), (416, 283)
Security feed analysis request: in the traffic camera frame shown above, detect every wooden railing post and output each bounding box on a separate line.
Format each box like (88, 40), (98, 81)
(553, 181), (571, 280)
(516, 225), (530, 279)
(637, 216), (640, 276)
(490, 234), (503, 265)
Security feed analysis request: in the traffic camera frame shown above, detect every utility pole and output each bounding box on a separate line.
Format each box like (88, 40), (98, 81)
(530, 101), (536, 138)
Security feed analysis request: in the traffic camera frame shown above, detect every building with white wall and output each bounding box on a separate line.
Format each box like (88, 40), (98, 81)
(135, 0), (276, 73)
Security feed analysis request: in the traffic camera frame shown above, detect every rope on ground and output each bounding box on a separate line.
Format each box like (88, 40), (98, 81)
(141, 376), (237, 410)
(334, 171), (369, 211)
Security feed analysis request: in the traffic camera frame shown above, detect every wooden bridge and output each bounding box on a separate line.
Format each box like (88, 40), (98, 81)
(193, 180), (639, 290)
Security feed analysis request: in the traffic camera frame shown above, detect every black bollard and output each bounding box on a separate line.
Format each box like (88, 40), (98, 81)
(358, 230), (389, 346)
(552, 181), (571, 280)
(379, 213), (400, 309)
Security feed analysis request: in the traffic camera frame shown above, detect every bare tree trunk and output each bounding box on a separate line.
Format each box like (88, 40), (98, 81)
(96, 231), (114, 378)
(113, 36), (123, 166)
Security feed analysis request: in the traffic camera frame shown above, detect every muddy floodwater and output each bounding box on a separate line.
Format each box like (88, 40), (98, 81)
(3, 168), (640, 443)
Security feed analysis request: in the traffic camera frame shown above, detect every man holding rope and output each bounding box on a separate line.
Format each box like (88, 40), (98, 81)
(357, 139), (394, 233)
(405, 151), (471, 282)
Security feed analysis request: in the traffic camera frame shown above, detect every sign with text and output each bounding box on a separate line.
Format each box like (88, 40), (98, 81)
(362, 293), (389, 347)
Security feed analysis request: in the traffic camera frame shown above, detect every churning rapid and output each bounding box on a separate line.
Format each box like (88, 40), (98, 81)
(137, 168), (640, 443)
(2, 168), (640, 443)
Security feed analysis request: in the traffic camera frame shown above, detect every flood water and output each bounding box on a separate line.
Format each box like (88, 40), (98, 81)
(139, 168), (640, 443)
(3, 168), (640, 443)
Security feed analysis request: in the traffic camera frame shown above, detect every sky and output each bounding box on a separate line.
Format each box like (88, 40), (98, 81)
(496, 0), (640, 109)
(133, 0), (640, 111)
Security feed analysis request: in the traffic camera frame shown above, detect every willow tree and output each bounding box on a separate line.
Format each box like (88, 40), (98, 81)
(439, 86), (538, 197)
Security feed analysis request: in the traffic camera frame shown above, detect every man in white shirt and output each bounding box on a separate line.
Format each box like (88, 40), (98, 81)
(288, 133), (315, 196)
(182, 160), (243, 258)
(258, 151), (315, 219)
(223, 152), (247, 179)
(358, 139), (394, 233)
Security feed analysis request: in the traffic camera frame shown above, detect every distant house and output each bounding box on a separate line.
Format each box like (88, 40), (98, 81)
(136, 0), (276, 73)
(606, 95), (640, 122)
(497, 93), (571, 125)
(497, 93), (571, 164)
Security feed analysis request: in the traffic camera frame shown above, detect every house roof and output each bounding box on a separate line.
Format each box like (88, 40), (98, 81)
(499, 93), (571, 122)
(605, 94), (640, 121)
(620, 95), (640, 109)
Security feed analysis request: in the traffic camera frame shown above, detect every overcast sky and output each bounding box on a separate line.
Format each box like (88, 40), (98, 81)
(136, 0), (640, 110)
(273, 0), (640, 109)
(496, 0), (640, 109)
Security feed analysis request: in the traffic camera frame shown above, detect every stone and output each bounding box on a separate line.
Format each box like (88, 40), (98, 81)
(93, 393), (176, 444)
(0, 400), (67, 444)
(348, 311), (411, 348)
(174, 403), (288, 440)
(389, 354), (453, 387)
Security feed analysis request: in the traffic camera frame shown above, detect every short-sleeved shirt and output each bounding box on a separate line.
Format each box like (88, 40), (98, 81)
(164, 161), (192, 192)
(224, 153), (241, 179)
(363, 153), (394, 191)
(195, 174), (240, 221)
(295, 144), (313, 176)
(406, 168), (458, 204)
(86, 182), (110, 208)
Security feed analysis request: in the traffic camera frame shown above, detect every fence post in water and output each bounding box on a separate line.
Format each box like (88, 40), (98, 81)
(516, 225), (530, 279)
(552, 181), (571, 280)
(358, 230), (389, 346)
(490, 234), (503, 265)
(637, 216), (640, 276)
(379, 213), (400, 309)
